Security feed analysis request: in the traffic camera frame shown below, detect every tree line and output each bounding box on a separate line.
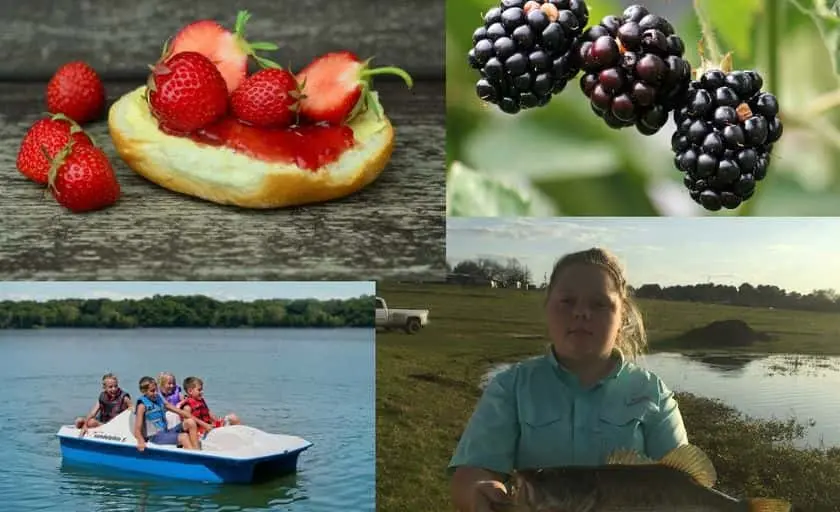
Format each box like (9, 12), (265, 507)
(448, 257), (840, 313)
(0, 294), (374, 329)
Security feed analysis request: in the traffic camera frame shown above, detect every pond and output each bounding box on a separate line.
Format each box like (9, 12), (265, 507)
(483, 352), (840, 449)
(0, 328), (375, 511)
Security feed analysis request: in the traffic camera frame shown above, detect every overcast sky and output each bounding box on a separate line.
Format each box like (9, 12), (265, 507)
(446, 218), (840, 293)
(0, 282), (374, 302)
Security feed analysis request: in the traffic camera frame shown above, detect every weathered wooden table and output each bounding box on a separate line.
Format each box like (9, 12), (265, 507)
(0, 0), (445, 281)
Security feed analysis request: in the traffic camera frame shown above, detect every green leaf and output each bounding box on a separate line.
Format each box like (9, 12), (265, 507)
(446, 162), (557, 216)
(787, 0), (840, 76)
(463, 121), (620, 180)
(698, 0), (763, 62)
(533, 172), (659, 216)
(249, 42), (279, 51)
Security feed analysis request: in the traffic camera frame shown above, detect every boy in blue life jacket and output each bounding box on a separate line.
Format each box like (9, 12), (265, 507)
(133, 376), (199, 451)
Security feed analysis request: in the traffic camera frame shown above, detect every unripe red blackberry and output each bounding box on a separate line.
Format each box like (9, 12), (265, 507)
(672, 68), (782, 211)
(468, 0), (589, 114)
(575, 4), (691, 134)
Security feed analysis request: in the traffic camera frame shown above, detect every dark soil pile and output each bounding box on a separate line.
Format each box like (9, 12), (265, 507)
(677, 319), (771, 347)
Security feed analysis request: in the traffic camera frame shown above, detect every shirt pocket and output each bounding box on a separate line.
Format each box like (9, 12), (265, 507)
(518, 406), (570, 469)
(596, 398), (660, 461)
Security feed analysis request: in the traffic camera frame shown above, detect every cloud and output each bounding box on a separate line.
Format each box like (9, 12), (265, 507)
(448, 218), (628, 244)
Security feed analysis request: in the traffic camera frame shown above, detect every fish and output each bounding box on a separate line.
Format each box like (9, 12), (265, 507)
(502, 444), (792, 511)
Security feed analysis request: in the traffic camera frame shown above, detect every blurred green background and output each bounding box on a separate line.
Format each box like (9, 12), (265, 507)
(447, 0), (840, 216)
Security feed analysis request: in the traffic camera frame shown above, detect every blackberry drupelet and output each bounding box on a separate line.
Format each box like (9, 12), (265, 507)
(576, 4), (691, 134)
(672, 68), (783, 211)
(468, 0), (589, 114)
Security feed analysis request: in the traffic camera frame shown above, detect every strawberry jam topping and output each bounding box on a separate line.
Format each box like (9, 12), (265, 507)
(183, 116), (357, 171)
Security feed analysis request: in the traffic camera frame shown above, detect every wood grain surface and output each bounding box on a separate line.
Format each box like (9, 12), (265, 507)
(0, 80), (446, 281)
(0, 0), (443, 81)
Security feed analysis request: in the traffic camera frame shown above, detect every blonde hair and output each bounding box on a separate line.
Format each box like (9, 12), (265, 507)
(158, 372), (176, 388)
(101, 373), (118, 384)
(546, 247), (647, 360)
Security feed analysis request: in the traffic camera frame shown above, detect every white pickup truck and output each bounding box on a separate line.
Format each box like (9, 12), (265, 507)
(375, 296), (430, 334)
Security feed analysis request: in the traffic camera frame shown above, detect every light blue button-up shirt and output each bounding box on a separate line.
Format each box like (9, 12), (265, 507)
(449, 346), (688, 475)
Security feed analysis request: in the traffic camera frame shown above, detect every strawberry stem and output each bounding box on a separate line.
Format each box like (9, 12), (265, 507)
(232, 10), (283, 70)
(359, 66), (414, 88)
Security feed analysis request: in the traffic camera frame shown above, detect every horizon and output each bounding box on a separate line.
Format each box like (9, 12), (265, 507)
(0, 282), (375, 302)
(446, 218), (840, 295)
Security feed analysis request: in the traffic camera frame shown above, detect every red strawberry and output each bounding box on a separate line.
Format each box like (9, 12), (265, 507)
(231, 69), (303, 128)
(46, 61), (106, 124)
(16, 113), (94, 184)
(146, 51), (230, 134)
(296, 51), (413, 125)
(168, 10), (281, 94)
(47, 140), (120, 213)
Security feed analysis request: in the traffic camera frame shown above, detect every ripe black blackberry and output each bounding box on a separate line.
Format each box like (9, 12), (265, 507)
(468, 0), (589, 114)
(575, 4), (691, 135)
(672, 68), (783, 211)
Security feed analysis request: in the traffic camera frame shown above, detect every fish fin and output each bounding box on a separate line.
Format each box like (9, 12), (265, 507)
(658, 444), (717, 488)
(745, 498), (792, 512)
(606, 449), (655, 465)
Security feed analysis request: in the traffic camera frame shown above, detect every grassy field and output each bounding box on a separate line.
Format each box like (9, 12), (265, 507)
(376, 283), (840, 512)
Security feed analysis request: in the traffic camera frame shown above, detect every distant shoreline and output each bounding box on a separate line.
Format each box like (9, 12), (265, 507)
(0, 325), (374, 330)
(0, 295), (374, 329)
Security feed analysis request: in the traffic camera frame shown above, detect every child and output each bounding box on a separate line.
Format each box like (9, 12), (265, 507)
(134, 376), (199, 451)
(181, 376), (241, 437)
(75, 373), (132, 431)
(157, 372), (184, 408)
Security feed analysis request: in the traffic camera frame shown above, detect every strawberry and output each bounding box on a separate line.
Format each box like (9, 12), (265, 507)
(296, 51), (414, 125)
(146, 51), (230, 134)
(47, 140), (120, 213)
(16, 113), (94, 184)
(231, 68), (303, 128)
(46, 61), (106, 124)
(167, 10), (281, 94)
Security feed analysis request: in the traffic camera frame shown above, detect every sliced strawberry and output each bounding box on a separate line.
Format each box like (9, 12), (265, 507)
(296, 51), (413, 125)
(168, 10), (281, 94)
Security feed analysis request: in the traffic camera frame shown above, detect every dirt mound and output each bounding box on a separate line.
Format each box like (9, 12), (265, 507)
(677, 319), (772, 347)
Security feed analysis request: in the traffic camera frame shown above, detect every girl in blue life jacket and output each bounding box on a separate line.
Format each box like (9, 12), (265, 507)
(134, 376), (199, 451)
(449, 248), (690, 512)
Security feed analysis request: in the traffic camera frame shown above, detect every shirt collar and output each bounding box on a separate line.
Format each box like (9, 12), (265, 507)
(545, 344), (627, 391)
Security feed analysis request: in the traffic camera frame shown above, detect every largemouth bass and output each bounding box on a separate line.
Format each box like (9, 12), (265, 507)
(505, 444), (791, 511)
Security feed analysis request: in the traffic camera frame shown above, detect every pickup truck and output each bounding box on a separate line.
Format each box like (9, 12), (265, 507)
(375, 296), (430, 334)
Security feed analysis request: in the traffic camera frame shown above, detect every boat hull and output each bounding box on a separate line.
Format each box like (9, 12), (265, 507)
(57, 415), (312, 484)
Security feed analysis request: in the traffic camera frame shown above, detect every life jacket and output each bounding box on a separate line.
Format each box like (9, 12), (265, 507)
(159, 384), (182, 407)
(98, 388), (129, 423)
(183, 396), (212, 424)
(137, 395), (168, 436)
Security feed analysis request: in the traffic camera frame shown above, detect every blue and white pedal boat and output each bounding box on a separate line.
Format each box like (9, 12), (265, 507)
(56, 409), (313, 484)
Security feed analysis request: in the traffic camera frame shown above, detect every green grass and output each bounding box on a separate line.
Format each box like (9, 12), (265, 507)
(376, 283), (840, 512)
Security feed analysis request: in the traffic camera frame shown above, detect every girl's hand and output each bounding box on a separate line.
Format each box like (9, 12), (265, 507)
(137, 440), (146, 452)
(471, 480), (512, 512)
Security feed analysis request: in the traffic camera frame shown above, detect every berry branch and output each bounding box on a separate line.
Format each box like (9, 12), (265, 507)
(692, 0), (723, 68)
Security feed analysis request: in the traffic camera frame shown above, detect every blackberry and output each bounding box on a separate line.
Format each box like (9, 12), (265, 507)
(672, 68), (783, 211)
(575, 4), (691, 134)
(468, 0), (589, 114)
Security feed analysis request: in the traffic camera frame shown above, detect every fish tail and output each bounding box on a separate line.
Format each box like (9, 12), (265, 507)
(745, 498), (792, 512)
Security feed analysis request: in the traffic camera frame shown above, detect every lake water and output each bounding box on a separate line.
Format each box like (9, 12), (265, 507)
(483, 352), (840, 449)
(0, 328), (375, 512)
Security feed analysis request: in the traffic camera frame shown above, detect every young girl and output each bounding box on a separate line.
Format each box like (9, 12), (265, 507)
(181, 376), (241, 437)
(157, 372), (184, 408)
(449, 248), (689, 512)
(75, 373), (132, 431)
